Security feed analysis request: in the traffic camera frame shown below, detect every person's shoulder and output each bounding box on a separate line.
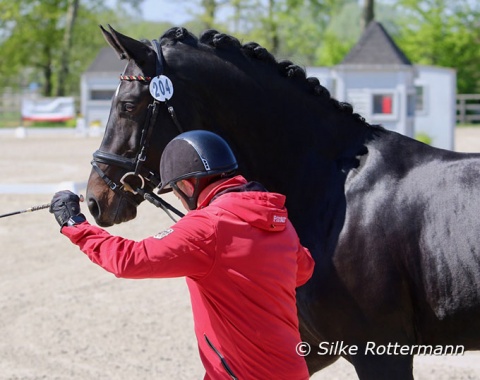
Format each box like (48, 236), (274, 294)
(177, 207), (218, 228)
(161, 209), (217, 243)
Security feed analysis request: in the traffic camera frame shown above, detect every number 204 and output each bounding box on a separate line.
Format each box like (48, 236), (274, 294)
(149, 75), (174, 102)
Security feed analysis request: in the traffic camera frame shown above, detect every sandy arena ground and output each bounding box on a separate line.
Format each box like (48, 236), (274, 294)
(0, 128), (480, 379)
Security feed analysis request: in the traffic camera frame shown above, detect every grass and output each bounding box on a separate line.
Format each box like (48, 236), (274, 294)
(0, 111), (21, 128)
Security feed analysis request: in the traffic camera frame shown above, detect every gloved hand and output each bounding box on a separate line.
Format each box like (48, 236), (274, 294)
(49, 190), (86, 227)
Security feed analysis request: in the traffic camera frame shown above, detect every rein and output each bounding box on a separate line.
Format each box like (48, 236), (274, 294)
(91, 39), (185, 221)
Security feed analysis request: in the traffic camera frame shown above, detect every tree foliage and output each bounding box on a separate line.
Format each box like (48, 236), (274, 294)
(190, 0), (479, 93)
(394, 0), (480, 93)
(0, 0), (143, 95)
(0, 0), (478, 97)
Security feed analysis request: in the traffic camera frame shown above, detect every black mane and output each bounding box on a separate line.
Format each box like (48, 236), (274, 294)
(159, 27), (373, 128)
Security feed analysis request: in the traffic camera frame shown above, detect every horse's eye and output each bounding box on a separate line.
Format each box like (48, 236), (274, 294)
(124, 103), (135, 112)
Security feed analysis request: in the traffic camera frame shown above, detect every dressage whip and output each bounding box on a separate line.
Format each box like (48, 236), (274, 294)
(0, 195), (84, 219)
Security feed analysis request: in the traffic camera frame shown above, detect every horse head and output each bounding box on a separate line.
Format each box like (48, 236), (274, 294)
(86, 26), (184, 226)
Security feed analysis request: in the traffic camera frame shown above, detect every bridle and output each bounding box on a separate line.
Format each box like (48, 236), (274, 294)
(91, 39), (184, 220)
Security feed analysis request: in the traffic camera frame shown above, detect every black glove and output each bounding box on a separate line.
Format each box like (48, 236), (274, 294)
(49, 190), (86, 227)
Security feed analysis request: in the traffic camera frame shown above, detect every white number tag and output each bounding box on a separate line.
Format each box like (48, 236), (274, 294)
(149, 75), (174, 102)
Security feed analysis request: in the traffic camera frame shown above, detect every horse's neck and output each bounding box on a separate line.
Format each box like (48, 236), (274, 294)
(177, 57), (371, 173)
(211, 97), (370, 194)
(236, 95), (370, 160)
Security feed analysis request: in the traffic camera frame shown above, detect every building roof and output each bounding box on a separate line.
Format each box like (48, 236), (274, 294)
(85, 47), (126, 73)
(340, 21), (412, 66)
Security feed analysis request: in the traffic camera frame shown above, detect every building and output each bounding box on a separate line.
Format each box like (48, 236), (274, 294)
(335, 21), (416, 139)
(80, 47), (126, 129)
(307, 21), (456, 150)
(413, 65), (456, 150)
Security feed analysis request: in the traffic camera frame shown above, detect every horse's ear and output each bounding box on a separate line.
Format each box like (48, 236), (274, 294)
(100, 25), (126, 59)
(100, 24), (150, 63)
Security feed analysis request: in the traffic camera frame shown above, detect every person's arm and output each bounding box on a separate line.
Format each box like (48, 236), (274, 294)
(61, 219), (215, 280)
(296, 244), (314, 287)
(51, 191), (215, 280)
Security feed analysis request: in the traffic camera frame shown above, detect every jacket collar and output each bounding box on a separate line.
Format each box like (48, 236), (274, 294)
(197, 175), (250, 209)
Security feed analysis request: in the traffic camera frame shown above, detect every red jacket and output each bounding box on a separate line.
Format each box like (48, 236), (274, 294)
(62, 176), (314, 379)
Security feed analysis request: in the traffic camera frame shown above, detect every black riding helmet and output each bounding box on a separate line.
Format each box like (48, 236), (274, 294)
(158, 130), (238, 210)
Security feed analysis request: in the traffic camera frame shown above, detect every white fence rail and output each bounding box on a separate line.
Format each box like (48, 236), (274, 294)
(457, 94), (480, 124)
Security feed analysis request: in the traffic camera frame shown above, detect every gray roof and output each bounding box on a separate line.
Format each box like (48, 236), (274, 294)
(341, 21), (412, 66)
(85, 47), (126, 73)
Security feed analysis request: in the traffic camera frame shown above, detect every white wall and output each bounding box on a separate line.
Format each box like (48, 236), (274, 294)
(81, 73), (119, 129)
(329, 66), (416, 137)
(414, 65), (456, 150)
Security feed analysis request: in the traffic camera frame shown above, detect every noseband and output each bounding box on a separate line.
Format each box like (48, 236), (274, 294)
(91, 39), (184, 220)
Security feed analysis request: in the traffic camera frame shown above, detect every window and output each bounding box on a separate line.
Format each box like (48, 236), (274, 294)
(415, 85), (426, 113)
(407, 93), (416, 117)
(372, 94), (393, 115)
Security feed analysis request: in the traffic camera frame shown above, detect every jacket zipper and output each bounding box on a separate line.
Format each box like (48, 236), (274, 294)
(204, 334), (238, 380)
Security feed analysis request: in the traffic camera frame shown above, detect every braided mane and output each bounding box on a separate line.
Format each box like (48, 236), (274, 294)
(159, 27), (370, 126)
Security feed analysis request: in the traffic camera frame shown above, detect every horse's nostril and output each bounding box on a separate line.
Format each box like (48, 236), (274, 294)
(87, 198), (100, 219)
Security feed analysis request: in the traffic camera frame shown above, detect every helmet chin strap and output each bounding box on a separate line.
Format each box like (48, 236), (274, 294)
(171, 178), (206, 211)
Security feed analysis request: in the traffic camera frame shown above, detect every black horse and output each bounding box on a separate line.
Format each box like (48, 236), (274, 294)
(86, 25), (480, 379)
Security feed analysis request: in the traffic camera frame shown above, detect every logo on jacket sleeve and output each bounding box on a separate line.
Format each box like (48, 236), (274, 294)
(154, 228), (174, 239)
(273, 215), (287, 223)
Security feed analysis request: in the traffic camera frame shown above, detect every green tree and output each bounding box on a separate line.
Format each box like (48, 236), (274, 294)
(265, 0), (348, 60)
(0, 0), (145, 96)
(180, 0), (347, 61)
(200, 0), (227, 29)
(362, 0), (375, 30)
(57, 0), (80, 96)
(230, 0), (349, 61)
(4, 1), (71, 95)
(313, 1), (400, 66)
(395, 0), (480, 93)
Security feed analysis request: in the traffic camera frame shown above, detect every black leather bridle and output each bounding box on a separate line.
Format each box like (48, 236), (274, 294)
(91, 40), (184, 220)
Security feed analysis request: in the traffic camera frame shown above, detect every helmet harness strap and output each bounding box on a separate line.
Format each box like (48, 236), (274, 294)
(171, 178), (204, 211)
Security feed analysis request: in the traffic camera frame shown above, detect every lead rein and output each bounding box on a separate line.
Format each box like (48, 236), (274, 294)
(136, 188), (185, 222)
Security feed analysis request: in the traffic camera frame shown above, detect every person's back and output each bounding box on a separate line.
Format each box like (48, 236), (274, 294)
(175, 176), (312, 379)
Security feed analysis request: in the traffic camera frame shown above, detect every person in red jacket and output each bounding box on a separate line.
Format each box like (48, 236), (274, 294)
(50, 130), (314, 380)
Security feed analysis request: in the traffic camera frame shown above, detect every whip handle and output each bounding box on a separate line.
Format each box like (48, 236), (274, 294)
(29, 204), (51, 212)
